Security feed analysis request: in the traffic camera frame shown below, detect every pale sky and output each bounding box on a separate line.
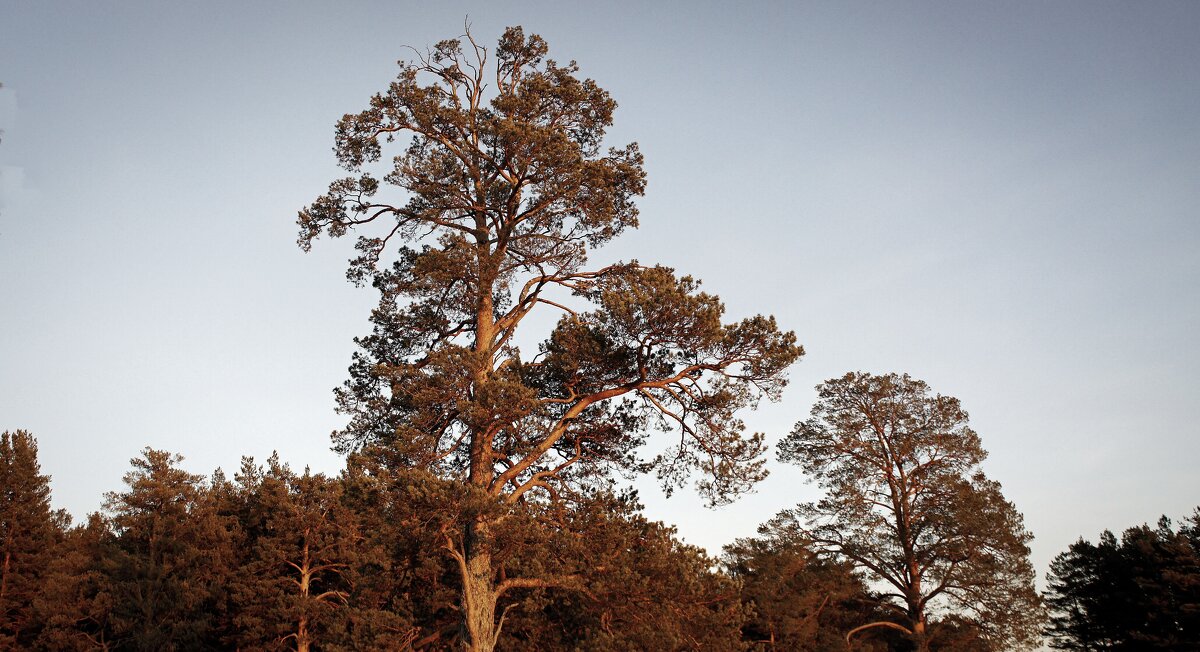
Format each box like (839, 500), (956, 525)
(2, 1), (1198, 587)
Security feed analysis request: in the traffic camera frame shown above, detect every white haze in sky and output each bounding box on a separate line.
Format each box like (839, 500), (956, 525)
(2, 1), (1198, 584)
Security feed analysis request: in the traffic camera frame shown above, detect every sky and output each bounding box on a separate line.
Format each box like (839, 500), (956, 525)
(2, 0), (1198, 589)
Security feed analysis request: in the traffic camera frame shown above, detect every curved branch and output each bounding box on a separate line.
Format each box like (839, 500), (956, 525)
(496, 575), (589, 600)
(844, 621), (914, 649)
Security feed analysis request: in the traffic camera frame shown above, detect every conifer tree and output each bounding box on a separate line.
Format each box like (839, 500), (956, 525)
(777, 373), (1043, 651)
(34, 513), (117, 651)
(299, 26), (802, 650)
(103, 449), (237, 651)
(231, 457), (363, 652)
(0, 430), (67, 647)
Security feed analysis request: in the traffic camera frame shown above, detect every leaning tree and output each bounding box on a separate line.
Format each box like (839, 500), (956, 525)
(299, 26), (802, 651)
(776, 372), (1043, 651)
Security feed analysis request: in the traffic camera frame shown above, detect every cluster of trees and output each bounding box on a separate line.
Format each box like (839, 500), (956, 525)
(1044, 511), (1200, 649)
(1, 24), (1075, 651)
(4, 428), (1033, 651)
(290, 25), (1043, 650)
(1, 429), (750, 649)
(4, 424), (1199, 650)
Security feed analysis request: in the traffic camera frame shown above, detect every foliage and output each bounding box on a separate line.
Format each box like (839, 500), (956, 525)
(0, 427), (1063, 651)
(777, 372), (1043, 651)
(34, 514), (116, 651)
(497, 492), (747, 651)
(338, 458), (748, 650)
(0, 430), (68, 647)
(298, 24), (801, 650)
(102, 449), (239, 650)
(4, 440), (758, 649)
(1044, 510), (1200, 650)
(229, 456), (366, 651)
(723, 519), (883, 651)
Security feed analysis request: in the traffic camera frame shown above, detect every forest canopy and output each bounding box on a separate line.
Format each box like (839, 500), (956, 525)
(0, 430), (1093, 651)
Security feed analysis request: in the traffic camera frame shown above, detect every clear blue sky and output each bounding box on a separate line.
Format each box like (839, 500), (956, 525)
(2, 1), (1198, 584)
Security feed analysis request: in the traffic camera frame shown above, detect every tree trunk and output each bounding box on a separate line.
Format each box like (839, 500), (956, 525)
(911, 617), (930, 652)
(907, 561), (928, 652)
(0, 550), (10, 602)
(461, 255), (501, 651)
(461, 521), (499, 652)
(298, 539), (312, 652)
(296, 614), (310, 652)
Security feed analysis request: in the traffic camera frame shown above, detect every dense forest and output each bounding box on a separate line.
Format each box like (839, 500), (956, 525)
(1, 430), (1197, 650)
(3, 24), (1197, 651)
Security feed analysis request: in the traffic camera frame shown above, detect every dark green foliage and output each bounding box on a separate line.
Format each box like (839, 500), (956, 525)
(724, 521), (881, 651)
(777, 373), (1043, 651)
(1045, 510), (1200, 650)
(230, 456), (366, 651)
(102, 449), (238, 651)
(0, 430), (68, 647)
(29, 444), (750, 650)
(34, 514), (116, 651)
(338, 458), (484, 649)
(495, 493), (748, 651)
(924, 616), (997, 652)
(336, 459), (748, 650)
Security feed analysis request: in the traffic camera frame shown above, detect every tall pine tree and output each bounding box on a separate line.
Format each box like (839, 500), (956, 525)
(298, 26), (802, 649)
(0, 430), (67, 647)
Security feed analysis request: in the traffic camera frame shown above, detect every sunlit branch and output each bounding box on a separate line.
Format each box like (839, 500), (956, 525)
(845, 621), (914, 649)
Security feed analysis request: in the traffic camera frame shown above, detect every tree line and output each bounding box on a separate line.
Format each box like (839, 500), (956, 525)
(2, 428), (1196, 650)
(0, 370), (1038, 650)
(4, 23), (1195, 650)
(0, 425), (981, 651)
(1, 431), (749, 650)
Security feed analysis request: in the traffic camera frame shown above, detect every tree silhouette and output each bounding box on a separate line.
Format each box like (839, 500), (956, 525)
(1045, 511), (1200, 650)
